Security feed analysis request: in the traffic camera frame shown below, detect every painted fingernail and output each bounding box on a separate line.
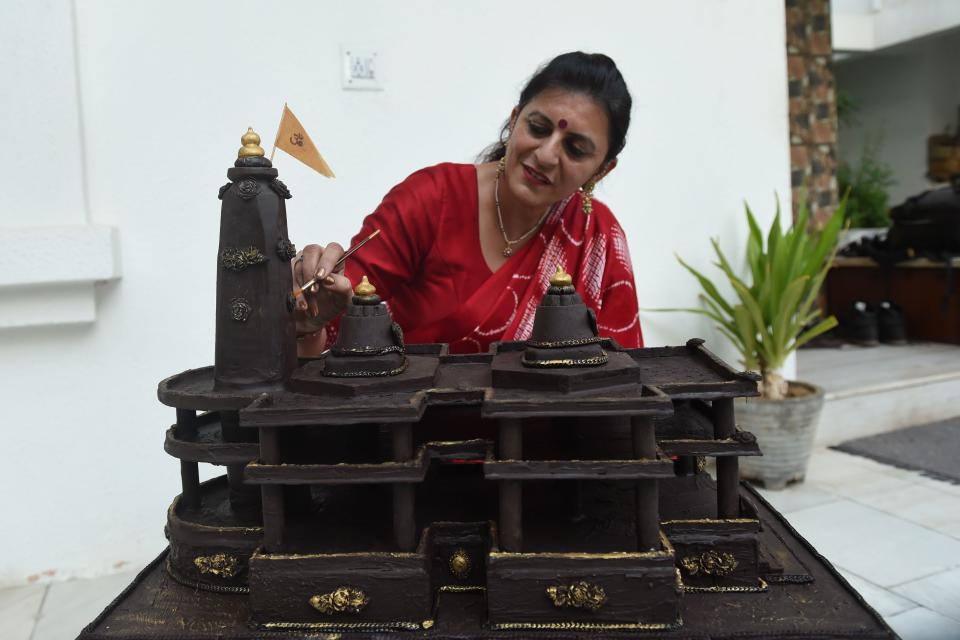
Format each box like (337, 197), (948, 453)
(316, 268), (326, 279)
(311, 284), (319, 293)
(324, 276), (335, 285)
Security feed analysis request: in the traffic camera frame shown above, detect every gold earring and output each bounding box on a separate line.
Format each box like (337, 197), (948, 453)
(581, 180), (595, 215)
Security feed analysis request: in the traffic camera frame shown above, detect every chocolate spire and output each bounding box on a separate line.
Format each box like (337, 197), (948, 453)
(213, 128), (296, 390)
(322, 276), (407, 377)
(521, 266), (608, 368)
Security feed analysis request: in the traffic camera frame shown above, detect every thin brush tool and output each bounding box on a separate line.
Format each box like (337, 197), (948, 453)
(290, 228), (381, 311)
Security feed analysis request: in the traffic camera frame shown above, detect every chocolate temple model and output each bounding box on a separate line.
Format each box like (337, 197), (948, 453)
(79, 132), (896, 639)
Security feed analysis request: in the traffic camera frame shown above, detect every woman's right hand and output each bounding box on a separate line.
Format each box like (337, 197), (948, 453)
(293, 243), (354, 332)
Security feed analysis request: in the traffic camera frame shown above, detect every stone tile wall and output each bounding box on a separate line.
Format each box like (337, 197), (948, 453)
(786, 0), (838, 225)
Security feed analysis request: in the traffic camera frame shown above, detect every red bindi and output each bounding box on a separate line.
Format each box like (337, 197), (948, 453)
(557, 118), (568, 130)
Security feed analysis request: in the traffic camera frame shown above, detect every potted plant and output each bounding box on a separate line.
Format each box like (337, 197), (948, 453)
(673, 198), (847, 489)
(836, 93), (895, 248)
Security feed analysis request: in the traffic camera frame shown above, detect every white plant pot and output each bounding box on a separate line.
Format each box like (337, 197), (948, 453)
(737, 381), (825, 490)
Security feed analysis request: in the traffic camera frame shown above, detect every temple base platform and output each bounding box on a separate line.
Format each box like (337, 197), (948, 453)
(78, 484), (897, 639)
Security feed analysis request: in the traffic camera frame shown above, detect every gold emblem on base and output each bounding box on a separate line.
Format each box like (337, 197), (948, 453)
(309, 587), (370, 615)
(448, 548), (471, 579)
(681, 551), (739, 577)
(546, 580), (607, 611)
(193, 553), (240, 578)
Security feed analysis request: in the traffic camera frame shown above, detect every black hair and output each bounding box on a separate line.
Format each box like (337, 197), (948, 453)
(480, 52), (632, 164)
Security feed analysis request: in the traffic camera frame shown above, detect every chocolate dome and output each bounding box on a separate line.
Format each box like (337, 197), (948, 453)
(322, 276), (407, 377)
(522, 267), (608, 368)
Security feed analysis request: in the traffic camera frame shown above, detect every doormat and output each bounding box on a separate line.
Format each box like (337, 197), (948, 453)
(831, 417), (960, 484)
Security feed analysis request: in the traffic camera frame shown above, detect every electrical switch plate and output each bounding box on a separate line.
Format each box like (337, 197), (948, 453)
(341, 46), (382, 91)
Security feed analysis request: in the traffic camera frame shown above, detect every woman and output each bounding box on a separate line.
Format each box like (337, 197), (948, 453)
(295, 51), (642, 354)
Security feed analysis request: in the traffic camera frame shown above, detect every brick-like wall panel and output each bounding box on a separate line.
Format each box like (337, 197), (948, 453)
(786, 0), (838, 225)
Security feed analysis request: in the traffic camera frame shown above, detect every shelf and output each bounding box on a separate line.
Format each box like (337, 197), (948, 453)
(630, 339), (760, 400)
(659, 434), (761, 458)
(158, 367), (267, 411)
(164, 414), (259, 464)
(245, 448), (428, 485)
(483, 457), (674, 480)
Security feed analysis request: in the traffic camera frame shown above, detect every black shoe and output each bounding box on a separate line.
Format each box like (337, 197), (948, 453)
(843, 301), (879, 346)
(878, 301), (907, 345)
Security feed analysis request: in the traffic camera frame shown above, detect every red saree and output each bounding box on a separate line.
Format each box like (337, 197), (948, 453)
(328, 163), (642, 353)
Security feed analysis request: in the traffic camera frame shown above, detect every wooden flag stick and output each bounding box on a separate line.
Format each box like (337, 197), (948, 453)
(270, 103), (287, 162)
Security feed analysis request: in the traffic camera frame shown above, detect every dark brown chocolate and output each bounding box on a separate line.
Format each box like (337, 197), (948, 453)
(110, 139), (892, 636)
(213, 158), (296, 391)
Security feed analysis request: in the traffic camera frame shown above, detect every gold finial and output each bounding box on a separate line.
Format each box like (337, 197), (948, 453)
(238, 127), (264, 158)
(550, 265), (573, 288)
(354, 275), (377, 297)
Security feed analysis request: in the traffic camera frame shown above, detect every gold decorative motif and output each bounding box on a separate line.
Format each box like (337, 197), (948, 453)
(321, 362), (408, 377)
(167, 557), (249, 593)
(680, 578), (768, 593)
(354, 275), (377, 297)
(192, 553), (240, 578)
(492, 618), (681, 631)
(238, 127), (264, 158)
(545, 580), (607, 611)
(438, 585), (486, 593)
(448, 548), (471, 579)
(220, 246), (267, 271)
(264, 620), (428, 632)
(309, 587), (370, 615)
(549, 265), (573, 287)
(229, 297), (252, 322)
(695, 455), (707, 474)
(520, 354), (608, 368)
(681, 551), (739, 577)
(661, 517), (759, 525)
(526, 335), (603, 349)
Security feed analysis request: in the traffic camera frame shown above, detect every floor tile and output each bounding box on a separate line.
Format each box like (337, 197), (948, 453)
(799, 343), (960, 396)
(886, 606), (960, 640)
(755, 482), (841, 514)
(803, 448), (920, 498)
(32, 570), (137, 640)
(893, 567), (960, 624)
(786, 500), (960, 588)
(853, 483), (960, 540)
(837, 569), (917, 618)
(916, 476), (960, 497)
(0, 583), (46, 640)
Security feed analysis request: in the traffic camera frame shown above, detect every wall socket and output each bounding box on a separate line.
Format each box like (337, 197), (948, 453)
(341, 46), (382, 91)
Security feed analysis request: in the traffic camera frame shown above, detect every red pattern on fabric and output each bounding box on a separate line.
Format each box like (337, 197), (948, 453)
(327, 163), (642, 353)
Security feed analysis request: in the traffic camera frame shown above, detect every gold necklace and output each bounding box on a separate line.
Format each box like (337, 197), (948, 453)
(494, 159), (552, 257)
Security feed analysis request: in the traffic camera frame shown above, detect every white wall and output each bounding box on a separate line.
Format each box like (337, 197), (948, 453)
(836, 27), (960, 205)
(833, 0), (960, 52)
(0, 0), (790, 585)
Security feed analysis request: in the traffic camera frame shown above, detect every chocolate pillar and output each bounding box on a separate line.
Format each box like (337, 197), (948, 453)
(714, 398), (740, 518)
(632, 415), (660, 551)
(392, 422), (416, 551)
(498, 418), (523, 551)
(214, 128), (297, 390)
(175, 409), (201, 510)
